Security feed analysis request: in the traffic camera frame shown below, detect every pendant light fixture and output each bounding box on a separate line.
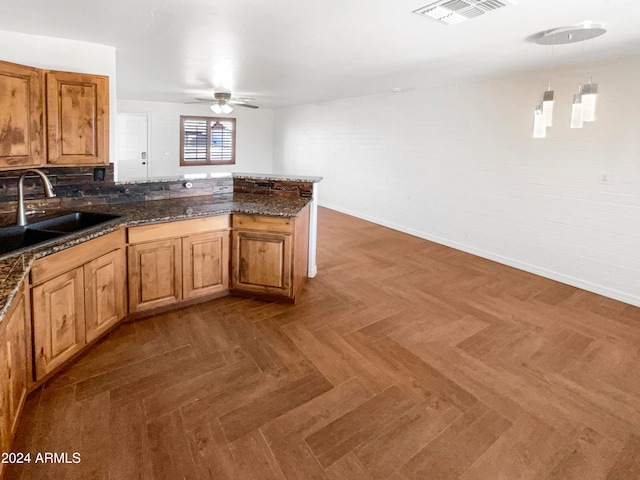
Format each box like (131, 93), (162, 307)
(542, 88), (554, 127)
(534, 23), (605, 132)
(581, 75), (598, 121)
(535, 24), (606, 46)
(570, 86), (584, 129)
(532, 86), (553, 138)
(533, 104), (546, 138)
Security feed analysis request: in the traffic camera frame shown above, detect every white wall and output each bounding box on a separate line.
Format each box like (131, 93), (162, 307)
(117, 100), (274, 179)
(0, 30), (118, 169)
(273, 55), (640, 307)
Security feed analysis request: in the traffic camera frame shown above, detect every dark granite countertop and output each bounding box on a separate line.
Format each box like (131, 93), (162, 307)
(115, 172), (323, 185)
(0, 193), (311, 323)
(79, 193), (310, 224)
(232, 172), (323, 183)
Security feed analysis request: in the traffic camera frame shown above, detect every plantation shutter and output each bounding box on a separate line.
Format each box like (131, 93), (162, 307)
(180, 116), (236, 165)
(210, 120), (234, 163)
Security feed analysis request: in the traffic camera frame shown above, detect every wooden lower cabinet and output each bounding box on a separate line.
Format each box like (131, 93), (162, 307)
(0, 210), (310, 463)
(128, 238), (182, 312)
(31, 229), (126, 380)
(231, 230), (292, 297)
(127, 216), (230, 313)
(231, 205), (310, 301)
(84, 249), (127, 343)
(0, 279), (29, 469)
(0, 346), (7, 477)
(183, 231), (229, 300)
(32, 267), (86, 379)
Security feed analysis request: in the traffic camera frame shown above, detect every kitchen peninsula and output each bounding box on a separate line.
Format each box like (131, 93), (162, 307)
(0, 171), (321, 463)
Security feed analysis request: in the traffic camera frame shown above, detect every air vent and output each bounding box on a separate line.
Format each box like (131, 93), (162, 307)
(414, 0), (508, 25)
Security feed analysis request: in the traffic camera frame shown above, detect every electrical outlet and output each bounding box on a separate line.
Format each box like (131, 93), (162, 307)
(599, 172), (611, 185)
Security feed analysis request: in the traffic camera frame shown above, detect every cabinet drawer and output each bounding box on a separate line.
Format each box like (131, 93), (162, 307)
(31, 228), (125, 285)
(128, 215), (229, 244)
(232, 214), (293, 233)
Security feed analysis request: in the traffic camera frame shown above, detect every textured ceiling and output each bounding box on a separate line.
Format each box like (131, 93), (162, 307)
(0, 0), (639, 108)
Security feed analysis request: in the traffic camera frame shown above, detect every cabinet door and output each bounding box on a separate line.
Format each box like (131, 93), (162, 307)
(46, 70), (109, 165)
(231, 230), (292, 297)
(183, 231), (229, 300)
(0, 330), (10, 459)
(32, 267), (86, 380)
(0, 60), (44, 169)
(128, 239), (182, 312)
(4, 288), (29, 436)
(84, 248), (126, 342)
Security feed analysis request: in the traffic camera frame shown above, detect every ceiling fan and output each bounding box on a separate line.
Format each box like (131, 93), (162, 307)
(189, 92), (259, 113)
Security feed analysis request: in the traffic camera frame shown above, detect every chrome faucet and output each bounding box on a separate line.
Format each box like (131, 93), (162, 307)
(16, 169), (56, 226)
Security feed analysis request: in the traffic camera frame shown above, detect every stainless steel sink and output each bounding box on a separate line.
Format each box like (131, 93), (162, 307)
(27, 212), (122, 233)
(0, 211), (123, 260)
(0, 227), (65, 256)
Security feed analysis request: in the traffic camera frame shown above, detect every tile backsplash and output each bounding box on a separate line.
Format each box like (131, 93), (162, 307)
(0, 164), (233, 215)
(233, 178), (313, 198)
(0, 166), (314, 223)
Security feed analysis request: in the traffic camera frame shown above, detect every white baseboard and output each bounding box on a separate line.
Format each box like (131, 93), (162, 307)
(319, 201), (640, 308)
(308, 264), (318, 278)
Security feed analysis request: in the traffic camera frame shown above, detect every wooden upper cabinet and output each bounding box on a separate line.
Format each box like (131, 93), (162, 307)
(46, 70), (109, 165)
(0, 60), (44, 169)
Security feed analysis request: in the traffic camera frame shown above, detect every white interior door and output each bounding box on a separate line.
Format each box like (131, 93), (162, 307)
(117, 114), (149, 181)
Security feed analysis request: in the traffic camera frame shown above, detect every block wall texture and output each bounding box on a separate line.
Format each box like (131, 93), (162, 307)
(273, 56), (640, 306)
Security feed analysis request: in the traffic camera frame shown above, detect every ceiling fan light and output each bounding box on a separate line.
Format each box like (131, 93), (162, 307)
(221, 104), (234, 114)
(210, 103), (223, 114)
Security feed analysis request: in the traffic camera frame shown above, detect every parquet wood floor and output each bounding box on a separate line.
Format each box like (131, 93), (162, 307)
(6, 207), (640, 479)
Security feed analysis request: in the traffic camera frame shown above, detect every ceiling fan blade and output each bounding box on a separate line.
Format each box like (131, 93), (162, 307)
(186, 96), (259, 109)
(230, 101), (259, 109)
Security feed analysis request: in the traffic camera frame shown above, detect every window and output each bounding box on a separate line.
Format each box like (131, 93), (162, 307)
(180, 116), (236, 166)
